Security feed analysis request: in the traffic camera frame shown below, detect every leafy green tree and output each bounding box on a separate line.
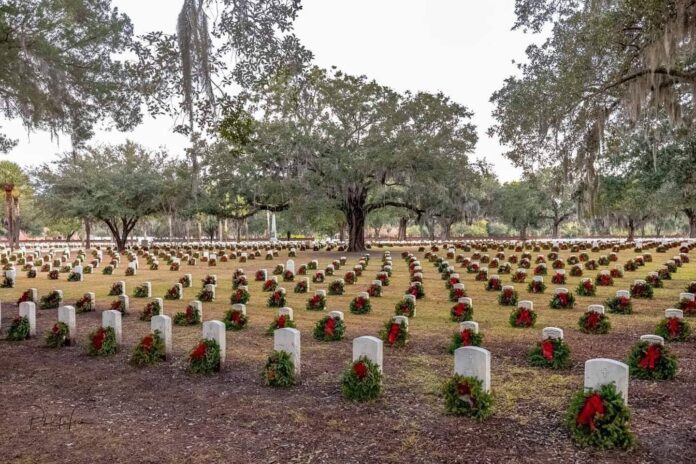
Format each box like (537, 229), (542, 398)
(0, 0), (140, 150)
(491, 1), (696, 212)
(524, 167), (575, 238)
(33, 142), (165, 250)
(223, 67), (478, 251)
(493, 180), (546, 240)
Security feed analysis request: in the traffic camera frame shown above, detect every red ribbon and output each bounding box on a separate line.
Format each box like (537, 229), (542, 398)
(353, 361), (368, 379)
(141, 335), (154, 351)
(541, 339), (554, 360)
(387, 323), (401, 344)
(666, 318), (681, 337)
(460, 329), (472, 346)
(558, 293), (568, 306)
(638, 344), (661, 369)
(191, 342), (206, 360)
(585, 312), (600, 329)
(230, 310), (241, 324)
(92, 327), (106, 350)
(516, 308), (532, 326)
(577, 393), (605, 432)
(276, 315), (286, 328)
(324, 317), (336, 336)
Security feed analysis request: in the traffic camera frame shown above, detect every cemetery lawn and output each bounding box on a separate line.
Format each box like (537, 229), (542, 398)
(1, 246), (695, 463)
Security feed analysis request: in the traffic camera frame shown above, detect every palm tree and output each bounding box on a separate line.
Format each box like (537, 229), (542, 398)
(0, 161), (28, 250)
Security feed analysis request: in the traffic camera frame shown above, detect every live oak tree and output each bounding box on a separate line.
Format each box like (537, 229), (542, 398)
(132, 0), (311, 199)
(524, 167), (575, 238)
(493, 180), (546, 241)
(491, 0), (696, 213)
(33, 142), (164, 251)
(0, 0), (141, 150)
(231, 67), (477, 251)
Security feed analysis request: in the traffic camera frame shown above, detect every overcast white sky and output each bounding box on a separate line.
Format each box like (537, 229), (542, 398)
(3, 0), (532, 181)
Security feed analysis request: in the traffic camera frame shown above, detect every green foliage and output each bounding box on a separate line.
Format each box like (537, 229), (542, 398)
(129, 331), (166, 367)
(627, 341), (678, 380)
(341, 357), (382, 402)
(313, 315), (345, 341)
(655, 317), (691, 342)
(7, 316), (30, 341)
(86, 327), (117, 356)
(566, 383), (634, 450)
(45, 321), (70, 348)
(442, 375), (493, 421)
(188, 339), (221, 374)
(578, 311), (611, 334)
(529, 337), (571, 369)
(261, 350), (296, 387)
(223, 308), (248, 331)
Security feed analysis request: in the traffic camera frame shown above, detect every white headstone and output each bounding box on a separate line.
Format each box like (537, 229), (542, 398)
(679, 292), (695, 301)
(279, 306), (294, 321)
(359, 291), (370, 300)
(353, 336), (383, 373)
(58, 305), (76, 343)
(315, 289), (326, 298)
(457, 297), (473, 306)
(554, 287), (568, 294)
(453, 346), (491, 393)
(285, 259), (295, 273)
(232, 303), (246, 316)
(640, 334), (664, 346)
(587, 304), (604, 314)
(18, 301), (36, 336)
(190, 300), (203, 318)
(616, 290), (630, 298)
(665, 308), (683, 319)
(102, 310), (122, 344)
(459, 321), (479, 333)
(542, 327), (564, 340)
(584, 358), (629, 403)
(393, 315), (409, 327)
(328, 310), (344, 321)
(151, 314), (172, 356)
(274, 327), (301, 375)
(203, 320), (226, 364)
(518, 300), (533, 310)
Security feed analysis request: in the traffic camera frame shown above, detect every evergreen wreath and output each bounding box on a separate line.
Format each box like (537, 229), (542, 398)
(341, 357), (382, 402)
(655, 317), (691, 342)
(266, 314), (296, 335)
(173, 304), (202, 326)
(262, 350), (296, 387)
(188, 339), (221, 374)
(223, 308), (248, 331)
(442, 375), (493, 421)
(566, 383), (634, 449)
(529, 337), (571, 369)
(578, 311), (611, 334)
(448, 328), (483, 353)
(380, 319), (409, 347)
(450, 301), (473, 322)
(45, 322), (70, 348)
(549, 291), (575, 309)
(7, 316), (31, 341)
(395, 298), (415, 318)
(350, 295), (371, 314)
(509, 307), (536, 328)
(129, 331), (166, 367)
(627, 341), (677, 380)
(313, 315), (345, 341)
(87, 327), (117, 356)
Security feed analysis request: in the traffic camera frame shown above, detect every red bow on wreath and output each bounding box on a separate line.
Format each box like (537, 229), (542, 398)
(558, 293), (568, 305)
(577, 393), (605, 432)
(141, 335), (154, 351)
(638, 344), (661, 370)
(585, 312), (600, 329)
(276, 315), (287, 328)
(460, 329), (471, 346)
(230, 311), (241, 324)
(191, 342), (206, 360)
(353, 361), (368, 379)
(324, 317), (336, 336)
(92, 327), (107, 350)
(666, 318), (681, 337)
(387, 323), (401, 345)
(516, 309), (532, 326)
(541, 339), (554, 360)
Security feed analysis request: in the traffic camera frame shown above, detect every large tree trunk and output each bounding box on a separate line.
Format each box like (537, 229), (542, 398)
(627, 218), (635, 242)
(84, 218), (92, 249)
(397, 217), (408, 241)
(442, 222), (452, 240)
(685, 209), (696, 238)
(519, 225), (528, 241)
(345, 190), (367, 252)
(103, 217), (138, 252)
(168, 215), (174, 239)
(4, 188), (15, 250)
(552, 221), (560, 238)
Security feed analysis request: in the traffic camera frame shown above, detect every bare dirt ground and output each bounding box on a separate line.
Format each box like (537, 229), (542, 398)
(1, 244), (694, 463)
